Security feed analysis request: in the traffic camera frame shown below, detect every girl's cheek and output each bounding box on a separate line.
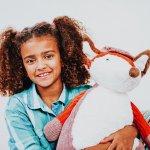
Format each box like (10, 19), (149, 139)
(47, 61), (55, 68)
(25, 65), (36, 74)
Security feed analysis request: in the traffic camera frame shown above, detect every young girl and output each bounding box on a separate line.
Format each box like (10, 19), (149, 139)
(0, 16), (148, 150)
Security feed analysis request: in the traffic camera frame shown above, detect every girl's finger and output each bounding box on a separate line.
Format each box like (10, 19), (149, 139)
(100, 133), (115, 143)
(107, 141), (117, 150)
(116, 143), (126, 150)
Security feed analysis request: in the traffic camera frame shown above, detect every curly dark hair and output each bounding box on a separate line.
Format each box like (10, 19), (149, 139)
(0, 16), (90, 96)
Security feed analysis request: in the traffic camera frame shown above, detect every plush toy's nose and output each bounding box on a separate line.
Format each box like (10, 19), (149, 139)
(129, 67), (140, 78)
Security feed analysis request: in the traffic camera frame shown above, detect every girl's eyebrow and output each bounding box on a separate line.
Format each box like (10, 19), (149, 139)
(42, 50), (55, 54)
(24, 55), (35, 60)
(24, 50), (55, 60)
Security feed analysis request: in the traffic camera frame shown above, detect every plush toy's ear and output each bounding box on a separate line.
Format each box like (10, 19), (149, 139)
(134, 50), (150, 76)
(83, 34), (101, 54)
(82, 34), (102, 68)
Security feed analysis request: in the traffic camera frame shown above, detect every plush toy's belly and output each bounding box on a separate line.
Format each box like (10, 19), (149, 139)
(72, 86), (133, 149)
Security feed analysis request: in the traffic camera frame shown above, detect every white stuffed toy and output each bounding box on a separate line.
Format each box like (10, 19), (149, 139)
(44, 35), (150, 150)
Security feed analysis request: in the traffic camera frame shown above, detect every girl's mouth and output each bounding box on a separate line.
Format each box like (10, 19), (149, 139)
(36, 72), (51, 78)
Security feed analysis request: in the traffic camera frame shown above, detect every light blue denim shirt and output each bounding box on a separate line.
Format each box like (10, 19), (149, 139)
(5, 83), (91, 150)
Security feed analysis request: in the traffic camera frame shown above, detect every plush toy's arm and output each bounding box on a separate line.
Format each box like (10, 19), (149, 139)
(131, 102), (150, 148)
(44, 91), (86, 141)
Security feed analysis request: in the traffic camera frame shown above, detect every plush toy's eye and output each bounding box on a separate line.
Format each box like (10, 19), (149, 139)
(106, 58), (109, 61)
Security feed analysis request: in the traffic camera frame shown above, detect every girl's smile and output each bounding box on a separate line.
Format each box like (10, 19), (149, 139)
(36, 72), (51, 78)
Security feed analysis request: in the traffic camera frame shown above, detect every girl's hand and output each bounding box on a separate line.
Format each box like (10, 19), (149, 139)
(100, 125), (138, 150)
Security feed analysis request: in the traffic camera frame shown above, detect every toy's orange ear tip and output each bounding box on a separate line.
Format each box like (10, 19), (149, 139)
(83, 53), (92, 68)
(84, 59), (91, 69)
(134, 50), (150, 76)
(87, 62), (91, 69)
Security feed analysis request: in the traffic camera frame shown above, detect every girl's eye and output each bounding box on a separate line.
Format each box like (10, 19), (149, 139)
(45, 54), (54, 59)
(26, 59), (35, 64)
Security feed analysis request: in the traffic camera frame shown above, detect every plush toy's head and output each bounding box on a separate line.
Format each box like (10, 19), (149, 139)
(83, 35), (150, 93)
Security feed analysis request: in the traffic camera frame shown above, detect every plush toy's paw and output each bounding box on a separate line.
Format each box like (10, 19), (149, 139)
(135, 141), (145, 150)
(145, 134), (150, 148)
(44, 118), (62, 141)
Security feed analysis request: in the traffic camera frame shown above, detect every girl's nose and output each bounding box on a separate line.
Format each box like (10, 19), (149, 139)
(129, 67), (140, 78)
(36, 60), (47, 70)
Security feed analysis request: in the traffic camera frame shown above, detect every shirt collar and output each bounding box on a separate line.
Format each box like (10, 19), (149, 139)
(55, 84), (67, 105)
(27, 83), (42, 109)
(27, 83), (67, 109)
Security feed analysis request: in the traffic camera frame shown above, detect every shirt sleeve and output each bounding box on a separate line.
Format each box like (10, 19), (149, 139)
(5, 96), (45, 150)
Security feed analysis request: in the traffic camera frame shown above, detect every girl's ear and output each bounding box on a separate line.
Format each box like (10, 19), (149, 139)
(134, 50), (150, 76)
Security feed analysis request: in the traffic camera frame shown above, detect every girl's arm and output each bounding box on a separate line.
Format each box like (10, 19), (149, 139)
(5, 97), (48, 150)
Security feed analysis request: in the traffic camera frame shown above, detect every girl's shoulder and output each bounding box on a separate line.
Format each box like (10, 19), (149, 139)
(6, 87), (31, 111)
(63, 84), (92, 107)
(66, 84), (92, 100)
(69, 84), (92, 93)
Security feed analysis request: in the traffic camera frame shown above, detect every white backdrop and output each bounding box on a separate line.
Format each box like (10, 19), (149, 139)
(0, 0), (150, 149)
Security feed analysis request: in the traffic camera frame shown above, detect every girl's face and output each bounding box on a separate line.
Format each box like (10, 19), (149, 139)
(21, 36), (62, 89)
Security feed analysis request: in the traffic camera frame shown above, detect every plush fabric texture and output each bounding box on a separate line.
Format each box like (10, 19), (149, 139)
(135, 142), (145, 150)
(44, 118), (62, 141)
(56, 91), (87, 150)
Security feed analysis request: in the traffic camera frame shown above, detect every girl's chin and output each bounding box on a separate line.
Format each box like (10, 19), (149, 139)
(36, 81), (53, 88)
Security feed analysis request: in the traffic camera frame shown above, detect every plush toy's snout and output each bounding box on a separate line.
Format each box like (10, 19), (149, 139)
(129, 67), (140, 78)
